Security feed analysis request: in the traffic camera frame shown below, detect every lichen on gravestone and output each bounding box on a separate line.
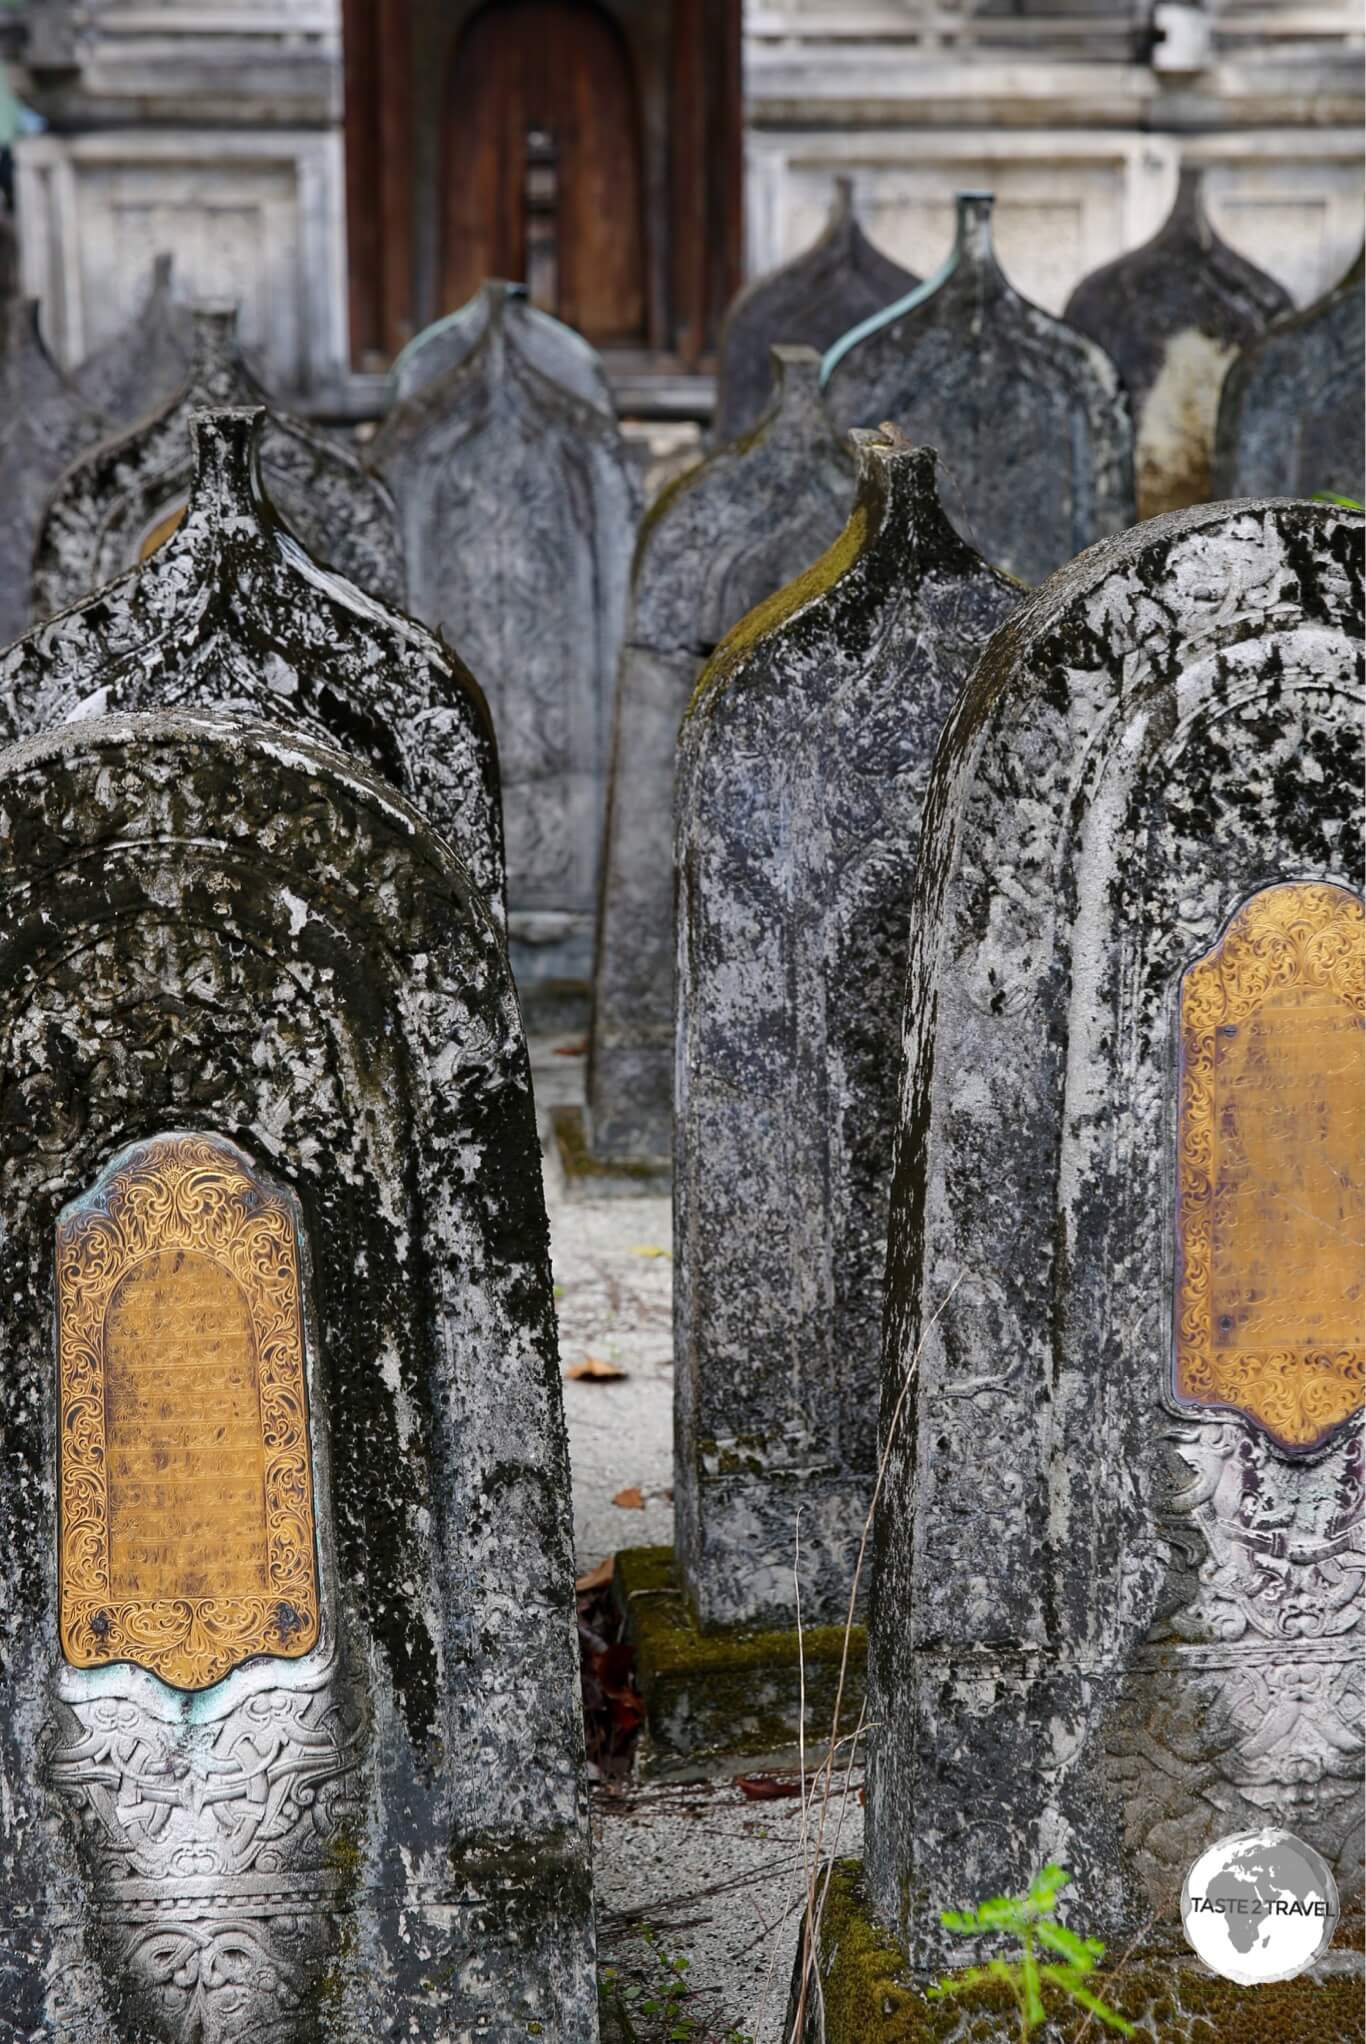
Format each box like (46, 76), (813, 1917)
(0, 299), (105, 650)
(713, 176), (919, 446)
(0, 405), (503, 918)
(823, 192), (1135, 586)
(866, 494), (1364, 1982)
(369, 275), (640, 990)
(72, 251), (195, 430)
(1213, 244), (1365, 504)
(0, 710), (596, 2039)
(1064, 167), (1293, 517)
(588, 344), (857, 1166)
(673, 429), (1022, 1631)
(31, 303), (406, 624)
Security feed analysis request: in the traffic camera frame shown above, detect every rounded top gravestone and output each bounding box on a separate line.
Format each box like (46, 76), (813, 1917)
(72, 251), (195, 429)
(0, 406), (504, 920)
(32, 303), (406, 622)
(1064, 166), (1293, 517)
(369, 271), (640, 990)
(0, 710), (597, 2040)
(823, 192), (1134, 585)
(866, 494), (1363, 1976)
(673, 430), (1022, 1629)
(1213, 244), (1365, 505)
(390, 277), (615, 415)
(713, 177), (919, 445)
(0, 299), (105, 651)
(587, 344), (857, 1166)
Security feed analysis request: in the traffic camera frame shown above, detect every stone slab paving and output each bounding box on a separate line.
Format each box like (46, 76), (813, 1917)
(532, 1034), (861, 2035)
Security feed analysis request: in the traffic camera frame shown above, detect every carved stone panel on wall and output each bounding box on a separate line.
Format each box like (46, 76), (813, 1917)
(1174, 882), (1365, 1457)
(57, 1133), (322, 1692)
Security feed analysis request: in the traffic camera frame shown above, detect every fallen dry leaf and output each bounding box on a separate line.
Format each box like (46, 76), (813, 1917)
(565, 1356), (629, 1383)
(611, 1486), (646, 1510)
(628, 1244), (670, 1259)
(736, 1774), (805, 1801)
(553, 1038), (588, 1056)
(575, 1555), (615, 1593)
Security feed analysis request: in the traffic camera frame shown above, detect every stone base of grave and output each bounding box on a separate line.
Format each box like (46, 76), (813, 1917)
(517, 976), (592, 1037)
(788, 1861), (1366, 2043)
(551, 1103), (671, 1199)
(614, 1544), (865, 1776)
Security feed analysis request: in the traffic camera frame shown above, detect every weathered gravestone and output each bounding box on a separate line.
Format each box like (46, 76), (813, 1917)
(672, 432), (1021, 1636)
(713, 178), (918, 446)
(1213, 246), (1365, 505)
(823, 193), (1135, 586)
(1064, 167), (1293, 518)
(369, 277), (640, 992)
(583, 346), (856, 1175)
(73, 252), (195, 429)
(822, 498), (1365, 2031)
(0, 300), (104, 649)
(0, 407), (503, 919)
(391, 277), (614, 415)
(32, 305), (405, 623)
(0, 711), (597, 2041)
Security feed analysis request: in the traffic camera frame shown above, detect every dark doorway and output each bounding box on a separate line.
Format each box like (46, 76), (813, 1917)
(440, 0), (647, 345)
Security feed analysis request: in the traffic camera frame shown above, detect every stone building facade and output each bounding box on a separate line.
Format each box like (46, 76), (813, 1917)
(4, 0), (1360, 410)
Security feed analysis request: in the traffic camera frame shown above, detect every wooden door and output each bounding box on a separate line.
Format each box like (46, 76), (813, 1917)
(441, 0), (646, 344)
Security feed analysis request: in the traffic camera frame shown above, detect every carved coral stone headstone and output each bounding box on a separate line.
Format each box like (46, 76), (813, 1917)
(369, 276), (640, 989)
(823, 192), (1134, 584)
(713, 177), (918, 444)
(0, 300), (104, 648)
(674, 433), (1021, 1630)
(867, 497), (1364, 1989)
(72, 252), (194, 430)
(1213, 247), (1365, 506)
(588, 345), (856, 1166)
(32, 304), (406, 623)
(1064, 167), (1293, 517)
(0, 713), (594, 2039)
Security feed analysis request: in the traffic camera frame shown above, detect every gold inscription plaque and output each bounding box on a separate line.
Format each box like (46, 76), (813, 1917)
(1174, 882), (1365, 1453)
(58, 1132), (320, 1688)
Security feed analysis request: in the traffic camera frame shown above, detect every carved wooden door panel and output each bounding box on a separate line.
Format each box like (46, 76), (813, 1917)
(441, 0), (646, 344)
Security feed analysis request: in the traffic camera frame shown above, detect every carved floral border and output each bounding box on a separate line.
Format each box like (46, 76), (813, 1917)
(1174, 881), (1365, 1454)
(57, 1132), (320, 1689)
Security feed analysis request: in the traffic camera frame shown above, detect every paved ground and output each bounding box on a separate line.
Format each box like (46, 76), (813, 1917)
(530, 1034), (856, 2039)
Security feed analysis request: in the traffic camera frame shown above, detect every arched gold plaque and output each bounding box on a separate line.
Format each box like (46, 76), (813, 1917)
(57, 1132), (321, 1689)
(1174, 882), (1365, 1453)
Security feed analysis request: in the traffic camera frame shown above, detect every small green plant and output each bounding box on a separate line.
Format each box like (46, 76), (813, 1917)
(1313, 492), (1364, 510)
(599, 1923), (752, 2044)
(928, 1864), (1136, 2043)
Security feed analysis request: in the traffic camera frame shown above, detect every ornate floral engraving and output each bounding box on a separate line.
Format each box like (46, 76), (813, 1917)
(1174, 881), (1365, 1453)
(58, 1133), (320, 1689)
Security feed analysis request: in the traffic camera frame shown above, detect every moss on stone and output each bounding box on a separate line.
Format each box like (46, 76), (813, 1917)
(615, 1545), (865, 1767)
(810, 1862), (1365, 2044)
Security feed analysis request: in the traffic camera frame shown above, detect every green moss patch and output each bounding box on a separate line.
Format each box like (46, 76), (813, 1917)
(613, 1544), (865, 1770)
(807, 1863), (1365, 2044)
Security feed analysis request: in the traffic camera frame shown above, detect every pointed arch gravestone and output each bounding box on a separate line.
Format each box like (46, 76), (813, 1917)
(0, 407), (503, 919)
(802, 498), (1364, 2037)
(369, 277), (640, 993)
(1064, 167), (1293, 518)
(822, 192), (1134, 586)
(579, 346), (856, 1179)
(1213, 247), (1365, 505)
(391, 278), (614, 415)
(713, 178), (918, 445)
(664, 431), (1021, 1669)
(32, 305), (405, 623)
(73, 252), (194, 429)
(0, 300), (104, 649)
(0, 712), (597, 2041)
